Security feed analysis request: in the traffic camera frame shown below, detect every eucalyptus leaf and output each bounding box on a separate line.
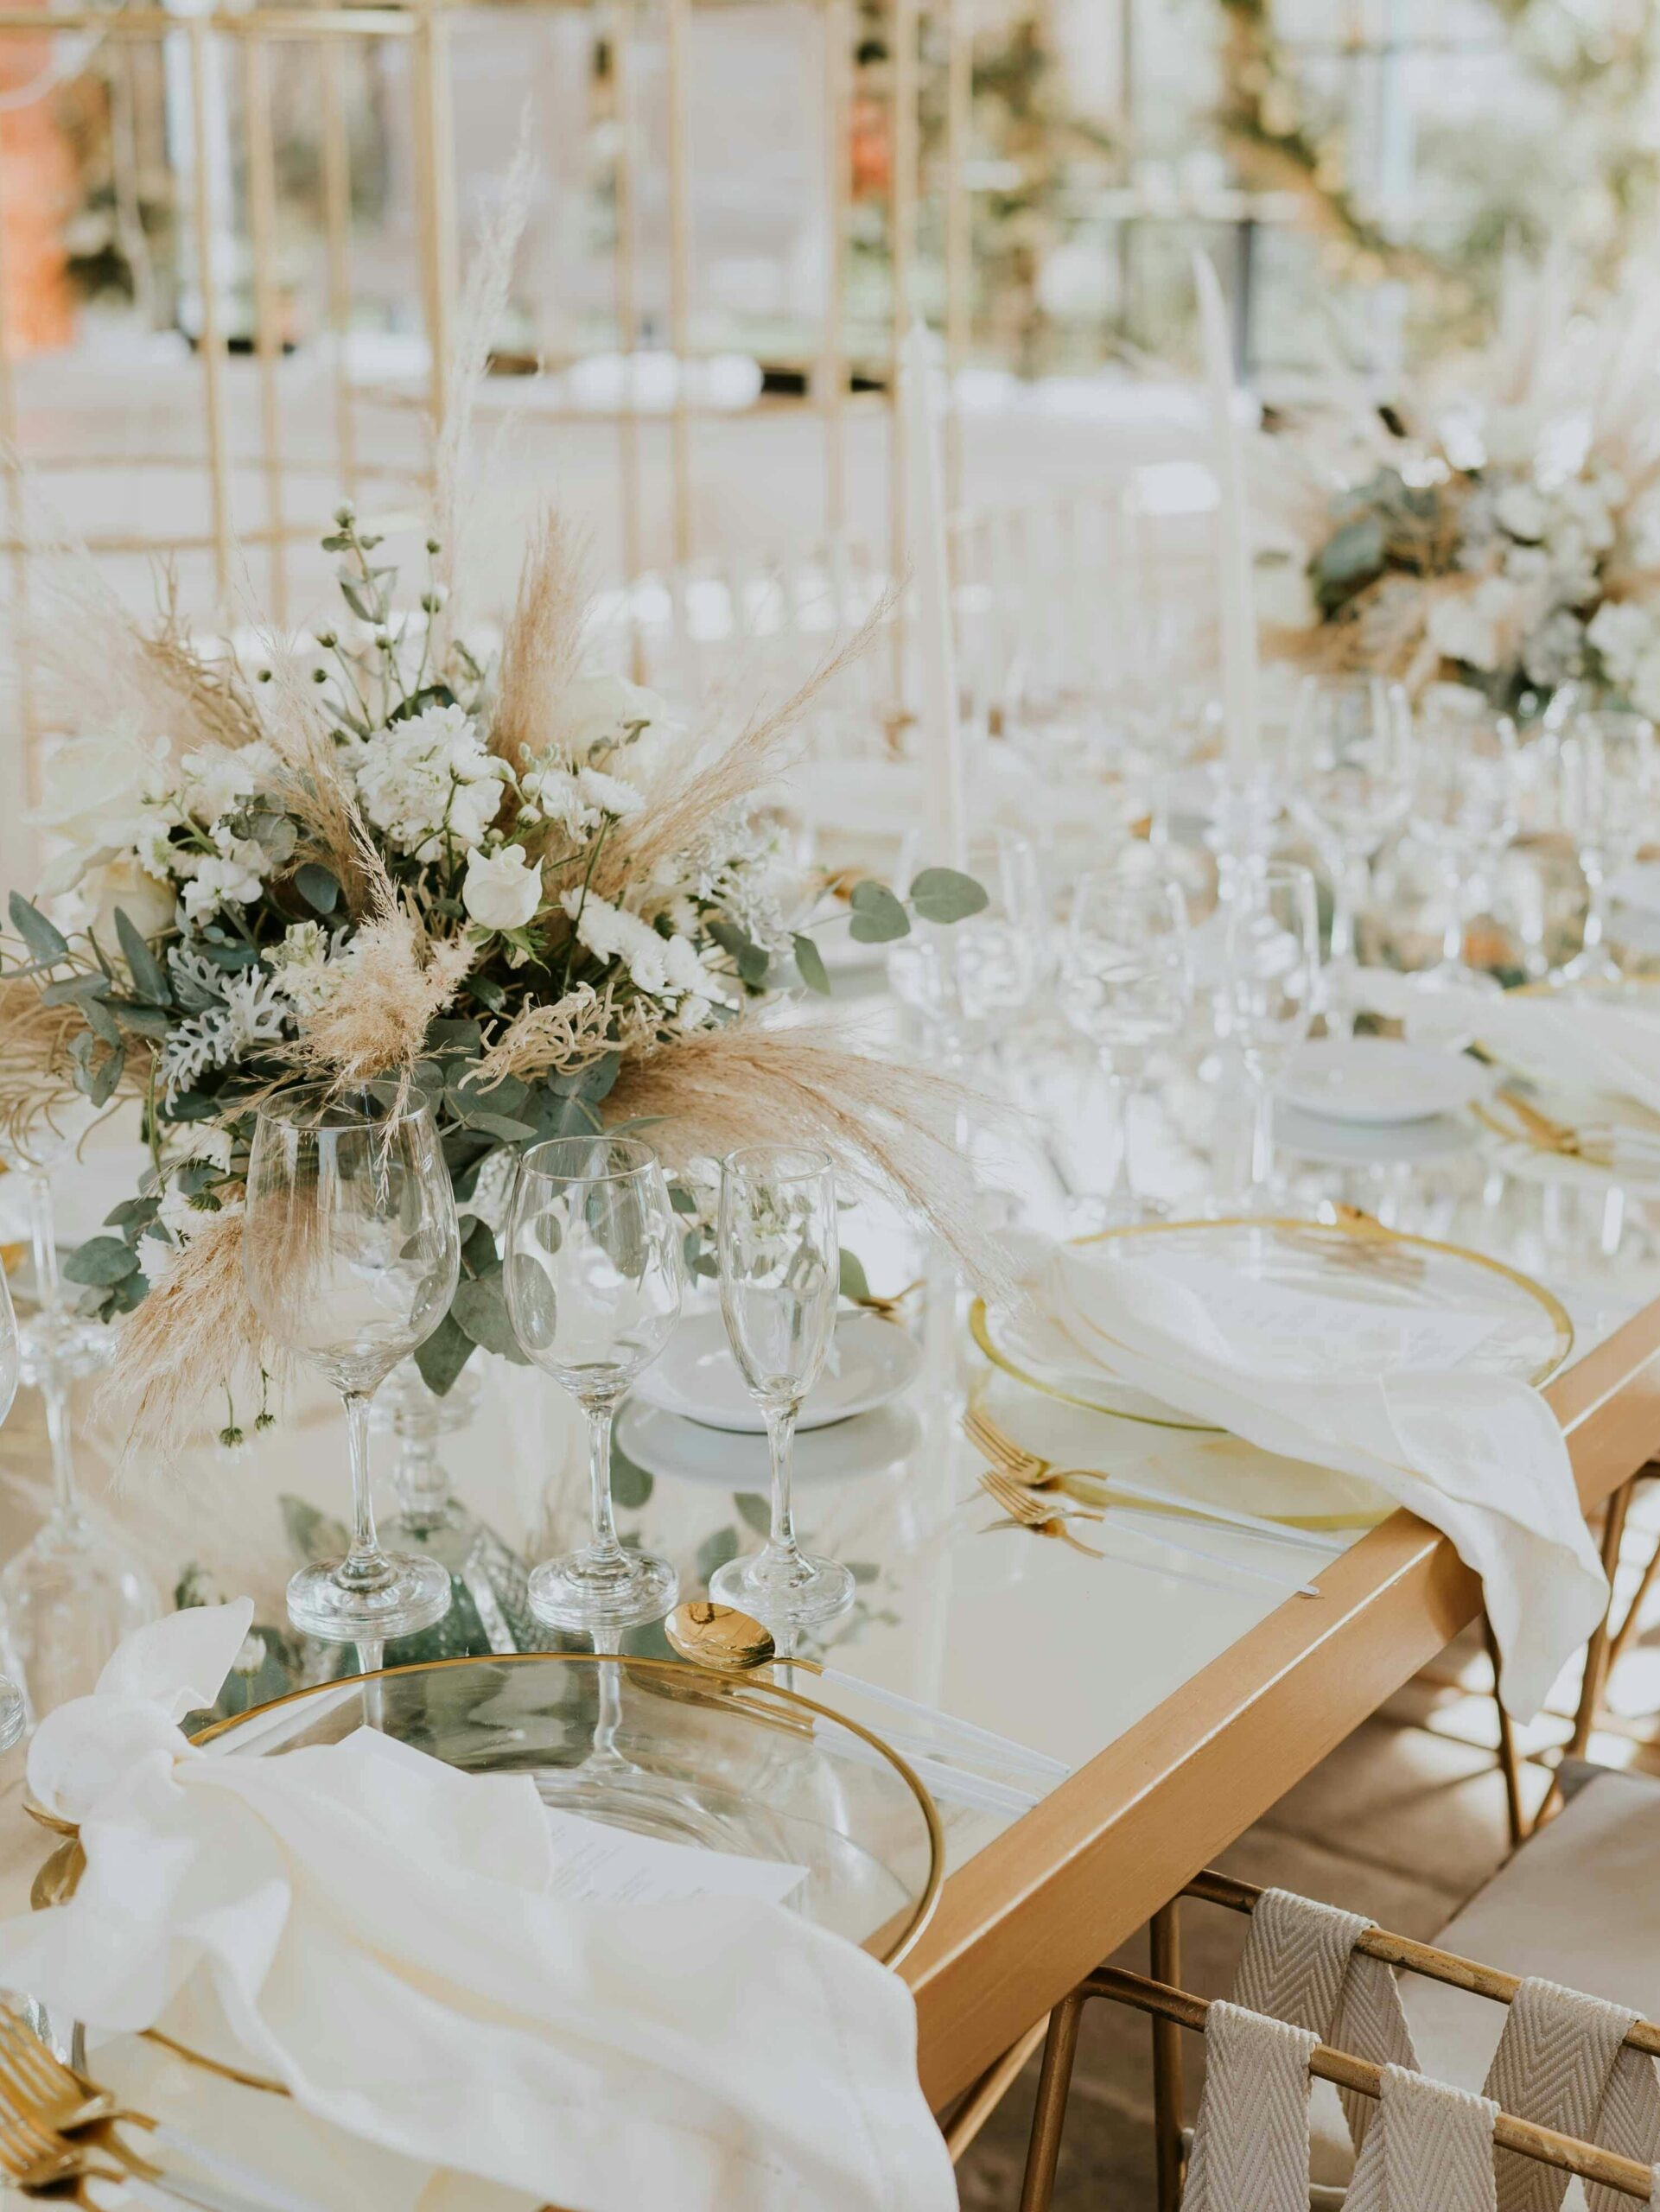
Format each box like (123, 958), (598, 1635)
(611, 1445), (655, 1512)
(694, 1526), (741, 1585)
(81, 994), (122, 1047)
(88, 1041), (126, 1109)
(838, 1249), (872, 1304)
(735, 1492), (772, 1536)
(909, 867), (989, 925)
(41, 974), (111, 1006)
(450, 1274), (531, 1364)
(8, 893), (68, 966)
(63, 1236), (141, 1287)
(847, 880), (910, 944)
(294, 864), (340, 916)
(465, 1111), (538, 1143)
(415, 1312), (476, 1396)
(792, 932), (831, 995)
(459, 1217), (499, 1277)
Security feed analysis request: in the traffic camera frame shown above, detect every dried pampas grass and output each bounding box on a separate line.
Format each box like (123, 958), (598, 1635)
(606, 1018), (1014, 1296)
(289, 850), (474, 1089)
(489, 508), (585, 777)
(0, 978), (138, 1156)
(104, 1204), (275, 1466)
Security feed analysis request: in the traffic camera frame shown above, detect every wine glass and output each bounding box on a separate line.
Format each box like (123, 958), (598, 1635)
(1288, 676), (1415, 1031)
(0, 1123), (158, 1715)
(1220, 862), (1321, 1207)
(709, 1146), (853, 1631)
(1412, 686), (1518, 984)
(244, 1084), (459, 1656)
(0, 1268), (30, 1750)
(1058, 870), (1191, 1226)
(888, 828), (1046, 1068)
(505, 1135), (682, 1633)
(1555, 708), (1657, 982)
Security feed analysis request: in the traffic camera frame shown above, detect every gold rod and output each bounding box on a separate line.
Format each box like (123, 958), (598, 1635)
(0, 521), (379, 557)
(0, 98), (36, 805)
(410, 0), (455, 461)
(611, 0), (644, 676)
(319, 35), (358, 495)
(1086, 1968), (1657, 2202)
(665, 0), (693, 569)
(821, 0), (850, 543)
(243, 33), (288, 624)
(188, 14), (233, 611)
(888, 0), (919, 707)
(943, 0), (970, 510)
(1181, 1870), (1660, 2060)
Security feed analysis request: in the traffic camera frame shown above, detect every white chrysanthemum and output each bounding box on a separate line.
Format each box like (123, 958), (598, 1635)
(265, 920), (345, 1014)
(575, 766), (644, 819)
(520, 765), (593, 836)
(351, 702), (508, 860)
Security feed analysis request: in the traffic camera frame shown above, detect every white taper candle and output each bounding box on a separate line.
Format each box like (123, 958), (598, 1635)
(1193, 251), (1261, 775)
(900, 318), (969, 870)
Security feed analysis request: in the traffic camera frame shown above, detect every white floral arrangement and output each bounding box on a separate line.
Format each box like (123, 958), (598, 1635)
(2, 506), (988, 1448)
(1271, 279), (1660, 717)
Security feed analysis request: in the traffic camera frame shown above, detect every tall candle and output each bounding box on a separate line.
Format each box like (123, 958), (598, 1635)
(1193, 251), (1261, 777)
(900, 318), (968, 871)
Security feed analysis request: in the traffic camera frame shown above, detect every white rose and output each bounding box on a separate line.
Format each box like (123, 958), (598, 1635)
(29, 731), (154, 890)
(86, 855), (177, 945)
(1588, 601), (1652, 684)
(462, 845), (544, 932)
(554, 672), (667, 756)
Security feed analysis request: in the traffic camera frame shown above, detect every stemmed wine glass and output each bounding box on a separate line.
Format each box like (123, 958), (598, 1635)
(709, 1146), (854, 1631)
(1058, 870), (1191, 1226)
(888, 828), (1046, 1070)
(505, 1135), (682, 1633)
(0, 1268), (31, 1749)
(1288, 675), (1415, 1032)
(1413, 686), (1518, 985)
(1555, 708), (1657, 983)
(1220, 862), (1321, 1209)
(0, 1122), (158, 1714)
(244, 1084), (459, 1659)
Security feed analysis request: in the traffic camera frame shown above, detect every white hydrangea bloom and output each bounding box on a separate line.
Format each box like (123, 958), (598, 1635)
(352, 702), (508, 860)
(266, 921), (344, 1013)
(179, 836), (268, 924)
(178, 741), (279, 830)
(1587, 601), (1653, 686)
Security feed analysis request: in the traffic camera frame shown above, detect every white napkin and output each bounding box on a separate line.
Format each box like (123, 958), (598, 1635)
(0, 1603), (956, 2212)
(1354, 973), (1660, 1122)
(1034, 1245), (1606, 1718)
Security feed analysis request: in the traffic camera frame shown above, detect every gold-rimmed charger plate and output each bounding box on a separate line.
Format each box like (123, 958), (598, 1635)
(970, 1217), (1574, 1529)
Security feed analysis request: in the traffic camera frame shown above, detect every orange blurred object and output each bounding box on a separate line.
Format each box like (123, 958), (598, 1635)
(0, 43), (76, 356)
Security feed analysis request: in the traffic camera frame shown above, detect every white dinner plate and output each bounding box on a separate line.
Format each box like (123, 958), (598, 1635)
(617, 1396), (922, 1490)
(1276, 1037), (1491, 1126)
(1272, 1102), (1481, 1167)
(631, 1308), (922, 1433)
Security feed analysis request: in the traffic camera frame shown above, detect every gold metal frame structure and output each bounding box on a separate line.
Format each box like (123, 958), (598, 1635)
(0, 0), (991, 799)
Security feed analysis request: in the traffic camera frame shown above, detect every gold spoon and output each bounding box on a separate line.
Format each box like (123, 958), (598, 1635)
(665, 1601), (1067, 1780)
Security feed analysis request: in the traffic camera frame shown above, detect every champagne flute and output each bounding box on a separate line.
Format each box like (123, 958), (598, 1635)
(505, 1135), (682, 1633)
(244, 1084), (459, 1655)
(1221, 862), (1321, 1208)
(0, 1122), (158, 1714)
(1058, 870), (1191, 1226)
(709, 1146), (853, 1630)
(1288, 675), (1415, 1032)
(1555, 708), (1657, 982)
(1414, 686), (1518, 983)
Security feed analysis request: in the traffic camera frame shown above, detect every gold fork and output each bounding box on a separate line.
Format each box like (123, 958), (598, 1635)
(0, 2105), (127, 2202)
(964, 1407), (1339, 1560)
(977, 1468), (1105, 1556)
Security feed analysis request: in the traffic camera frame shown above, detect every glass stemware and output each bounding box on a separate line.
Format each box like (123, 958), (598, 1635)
(505, 1135), (682, 1634)
(0, 1130), (157, 1714)
(1058, 870), (1191, 1227)
(887, 828), (1046, 1071)
(1288, 675), (1415, 1031)
(1555, 707), (1657, 982)
(244, 1084), (459, 1656)
(1414, 686), (1518, 984)
(709, 1145), (854, 1631)
(1221, 861), (1321, 1208)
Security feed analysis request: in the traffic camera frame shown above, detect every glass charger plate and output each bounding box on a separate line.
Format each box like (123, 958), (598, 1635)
(970, 1217), (1574, 1524)
(194, 1652), (942, 1967)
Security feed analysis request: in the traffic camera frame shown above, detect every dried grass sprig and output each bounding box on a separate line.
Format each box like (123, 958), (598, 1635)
(605, 1017), (1014, 1296)
(253, 638), (378, 916)
(287, 851), (474, 1089)
(489, 507), (585, 774)
(590, 594), (891, 906)
(473, 982), (616, 1090)
(103, 1203), (276, 1467)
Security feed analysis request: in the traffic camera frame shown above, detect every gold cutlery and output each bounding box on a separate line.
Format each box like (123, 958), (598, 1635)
(964, 1408), (1340, 1560)
(0, 2105), (125, 2202)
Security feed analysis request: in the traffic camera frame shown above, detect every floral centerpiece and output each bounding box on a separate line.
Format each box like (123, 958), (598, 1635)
(2, 512), (989, 1457)
(1270, 279), (1660, 716)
